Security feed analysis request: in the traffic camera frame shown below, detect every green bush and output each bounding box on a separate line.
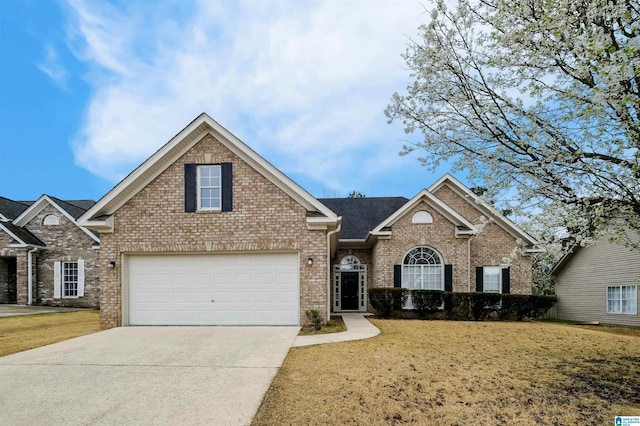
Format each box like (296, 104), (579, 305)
(369, 288), (409, 318)
(443, 292), (471, 320)
(469, 292), (503, 320)
(411, 290), (445, 318)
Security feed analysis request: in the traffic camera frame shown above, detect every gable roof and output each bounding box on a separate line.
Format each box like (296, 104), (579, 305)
(319, 197), (408, 240)
(0, 196), (31, 221)
(78, 113), (339, 232)
(0, 221), (46, 248)
(371, 189), (477, 237)
(13, 195), (100, 243)
(428, 174), (539, 247)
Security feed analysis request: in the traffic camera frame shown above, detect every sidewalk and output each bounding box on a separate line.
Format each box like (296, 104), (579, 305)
(292, 313), (380, 347)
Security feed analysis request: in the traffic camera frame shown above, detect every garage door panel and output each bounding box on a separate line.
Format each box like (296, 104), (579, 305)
(128, 253), (299, 325)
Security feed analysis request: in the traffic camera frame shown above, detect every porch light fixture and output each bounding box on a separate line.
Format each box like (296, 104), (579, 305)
(307, 257), (313, 266)
(107, 261), (116, 268)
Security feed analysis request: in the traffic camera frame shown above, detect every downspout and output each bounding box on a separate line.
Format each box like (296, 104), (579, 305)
(27, 247), (38, 305)
(326, 221), (342, 321)
(467, 238), (471, 292)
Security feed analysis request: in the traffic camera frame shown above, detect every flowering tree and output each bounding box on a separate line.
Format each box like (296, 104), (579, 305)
(386, 0), (640, 245)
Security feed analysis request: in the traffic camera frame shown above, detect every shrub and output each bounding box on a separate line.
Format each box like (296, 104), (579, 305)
(305, 309), (323, 330)
(411, 290), (445, 318)
(442, 292), (470, 320)
(469, 292), (503, 320)
(369, 288), (409, 318)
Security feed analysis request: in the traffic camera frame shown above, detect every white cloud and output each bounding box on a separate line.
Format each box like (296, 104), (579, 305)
(38, 44), (68, 87)
(63, 0), (428, 193)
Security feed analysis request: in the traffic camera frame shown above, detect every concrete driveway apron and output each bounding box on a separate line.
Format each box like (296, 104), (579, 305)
(0, 326), (299, 426)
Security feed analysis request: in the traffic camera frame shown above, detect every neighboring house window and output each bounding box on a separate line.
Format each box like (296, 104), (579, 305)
(482, 266), (501, 293)
(63, 262), (78, 297)
(53, 259), (85, 299)
(607, 285), (637, 315)
(197, 165), (221, 210)
(43, 214), (60, 225)
(402, 247), (443, 290)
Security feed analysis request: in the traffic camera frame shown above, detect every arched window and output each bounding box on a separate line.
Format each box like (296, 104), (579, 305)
(402, 246), (443, 290)
(43, 214), (60, 226)
(412, 210), (433, 224)
(340, 255), (360, 265)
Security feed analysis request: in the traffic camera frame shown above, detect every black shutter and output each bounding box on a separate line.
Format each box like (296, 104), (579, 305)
(502, 267), (511, 294)
(393, 265), (402, 288)
(221, 162), (233, 212)
(475, 267), (484, 292)
(444, 264), (453, 291)
(184, 164), (196, 212)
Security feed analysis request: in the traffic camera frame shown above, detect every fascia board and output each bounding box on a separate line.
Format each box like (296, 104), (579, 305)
(78, 113), (338, 225)
(79, 216), (114, 233)
(371, 189), (476, 234)
(429, 174), (539, 246)
(16, 196), (100, 243)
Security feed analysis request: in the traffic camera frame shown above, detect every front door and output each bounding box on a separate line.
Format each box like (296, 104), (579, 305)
(341, 272), (359, 310)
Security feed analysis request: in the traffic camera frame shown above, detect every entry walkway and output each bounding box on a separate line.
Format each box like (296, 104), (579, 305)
(292, 313), (380, 347)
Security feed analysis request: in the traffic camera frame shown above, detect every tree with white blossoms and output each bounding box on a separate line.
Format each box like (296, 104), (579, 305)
(386, 0), (640, 248)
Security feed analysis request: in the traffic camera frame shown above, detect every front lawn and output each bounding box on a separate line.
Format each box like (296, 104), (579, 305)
(0, 310), (100, 357)
(253, 320), (640, 425)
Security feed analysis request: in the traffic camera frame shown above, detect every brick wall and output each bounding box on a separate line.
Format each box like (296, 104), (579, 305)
(372, 201), (470, 291)
(25, 204), (100, 307)
(433, 185), (532, 294)
(99, 134), (329, 329)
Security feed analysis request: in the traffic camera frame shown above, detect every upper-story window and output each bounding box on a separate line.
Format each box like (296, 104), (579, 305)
(412, 211), (433, 224)
(43, 214), (60, 226)
(197, 165), (221, 210)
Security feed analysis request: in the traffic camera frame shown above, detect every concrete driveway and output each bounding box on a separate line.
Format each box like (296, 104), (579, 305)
(0, 326), (299, 425)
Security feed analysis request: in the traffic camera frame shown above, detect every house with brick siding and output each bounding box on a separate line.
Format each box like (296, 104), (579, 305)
(78, 113), (539, 329)
(0, 195), (100, 308)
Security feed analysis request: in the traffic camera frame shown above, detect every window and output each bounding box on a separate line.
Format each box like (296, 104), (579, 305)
(63, 262), (78, 297)
(43, 214), (60, 226)
(483, 266), (501, 293)
(54, 259), (84, 299)
(411, 211), (433, 224)
(185, 163), (232, 213)
(197, 165), (221, 210)
(607, 285), (637, 315)
(402, 247), (443, 290)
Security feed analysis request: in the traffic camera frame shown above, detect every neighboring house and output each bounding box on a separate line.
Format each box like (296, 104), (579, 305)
(0, 195), (100, 308)
(552, 230), (640, 327)
(78, 113), (540, 329)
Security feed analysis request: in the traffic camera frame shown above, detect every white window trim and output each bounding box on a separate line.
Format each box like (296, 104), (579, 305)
(53, 260), (85, 299)
(483, 266), (502, 294)
(606, 285), (637, 315)
(402, 247), (444, 291)
(197, 165), (222, 211)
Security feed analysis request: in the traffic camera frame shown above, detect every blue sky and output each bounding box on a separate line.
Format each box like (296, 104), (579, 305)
(0, 0), (463, 202)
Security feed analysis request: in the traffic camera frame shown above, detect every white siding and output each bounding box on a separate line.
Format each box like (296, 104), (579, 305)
(555, 231), (640, 327)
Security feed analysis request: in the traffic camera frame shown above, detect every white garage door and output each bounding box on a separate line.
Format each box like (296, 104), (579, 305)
(127, 253), (299, 325)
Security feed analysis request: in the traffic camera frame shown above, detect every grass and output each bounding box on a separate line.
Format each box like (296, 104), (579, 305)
(0, 310), (100, 357)
(298, 316), (347, 335)
(253, 320), (640, 425)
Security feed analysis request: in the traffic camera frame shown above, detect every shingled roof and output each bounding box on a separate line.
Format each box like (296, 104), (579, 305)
(319, 197), (409, 240)
(0, 221), (45, 247)
(48, 196), (96, 219)
(0, 196), (31, 220)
